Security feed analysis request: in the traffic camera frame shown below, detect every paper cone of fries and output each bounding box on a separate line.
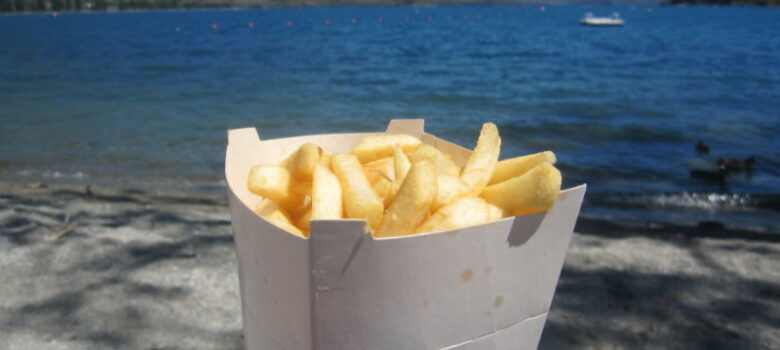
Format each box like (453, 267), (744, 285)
(225, 119), (586, 350)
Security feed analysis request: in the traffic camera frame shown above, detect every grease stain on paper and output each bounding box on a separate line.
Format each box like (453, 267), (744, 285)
(493, 296), (504, 308)
(461, 269), (474, 283)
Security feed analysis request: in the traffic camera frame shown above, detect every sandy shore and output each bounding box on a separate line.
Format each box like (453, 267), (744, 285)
(1, 181), (778, 349)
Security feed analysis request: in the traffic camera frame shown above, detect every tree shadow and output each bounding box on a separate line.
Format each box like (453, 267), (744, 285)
(0, 189), (241, 349)
(1, 227), (240, 348)
(539, 217), (780, 349)
(541, 267), (780, 349)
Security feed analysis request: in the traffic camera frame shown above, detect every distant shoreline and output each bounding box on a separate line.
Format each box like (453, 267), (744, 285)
(6, 2), (528, 15)
(0, 2), (647, 15)
(3, 2), (779, 14)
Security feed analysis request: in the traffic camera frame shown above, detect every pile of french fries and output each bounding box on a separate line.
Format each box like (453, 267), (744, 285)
(247, 123), (562, 238)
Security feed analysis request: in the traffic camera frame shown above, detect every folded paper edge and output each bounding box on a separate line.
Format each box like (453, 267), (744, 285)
(386, 119), (425, 137)
(437, 312), (549, 350)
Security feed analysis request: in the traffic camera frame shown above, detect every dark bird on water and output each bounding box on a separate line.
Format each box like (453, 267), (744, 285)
(696, 140), (710, 155)
(689, 169), (726, 185)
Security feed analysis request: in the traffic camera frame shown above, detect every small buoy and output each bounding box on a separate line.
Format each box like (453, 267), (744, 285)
(351, 18), (357, 24)
(404, 16), (410, 22)
(211, 23), (218, 30)
(286, 20), (294, 27)
(475, 14), (482, 20)
(539, 6), (545, 12)
(377, 17), (383, 23)
(426, 16), (432, 21)
(175, 26), (181, 32)
(248, 21), (254, 28)
(324, 18), (330, 25)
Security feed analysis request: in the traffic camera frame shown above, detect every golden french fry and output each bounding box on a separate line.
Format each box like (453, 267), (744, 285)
(287, 195), (311, 216)
(461, 122), (501, 197)
(486, 202), (506, 221)
(432, 175), (469, 211)
(331, 154), (384, 231)
(370, 175), (395, 207)
(248, 164), (308, 214)
(290, 180), (312, 196)
(364, 157), (395, 182)
(364, 157), (395, 206)
(392, 144), (412, 193)
(363, 166), (387, 185)
(318, 152), (332, 168)
(292, 207), (312, 237)
(279, 148), (298, 170)
(255, 199), (305, 237)
(351, 134), (422, 164)
(407, 143), (460, 177)
(311, 163), (342, 220)
(376, 160), (438, 237)
(290, 143), (322, 181)
(489, 151), (556, 186)
(247, 165), (292, 204)
(416, 197), (489, 234)
(482, 162), (562, 214)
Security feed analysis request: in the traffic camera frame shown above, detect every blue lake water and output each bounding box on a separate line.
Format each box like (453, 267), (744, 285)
(1, 6), (779, 229)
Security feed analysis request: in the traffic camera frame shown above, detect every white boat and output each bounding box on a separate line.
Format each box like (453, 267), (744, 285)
(580, 12), (625, 26)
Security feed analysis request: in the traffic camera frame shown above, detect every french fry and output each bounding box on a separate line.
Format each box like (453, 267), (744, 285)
(432, 175), (469, 211)
(290, 143), (322, 181)
(364, 157), (395, 182)
(489, 151), (556, 186)
(376, 160), (438, 237)
(293, 207), (312, 237)
(318, 152), (332, 168)
(416, 197), (489, 234)
(363, 166), (388, 185)
(486, 202), (506, 221)
(352, 134), (422, 164)
(255, 199), (305, 237)
(407, 143), (460, 177)
(392, 144), (411, 193)
(247, 165), (292, 204)
(364, 157), (396, 206)
(481, 162), (562, 215)
(461, 122), (501, 197)
(331, 154), (384, 231)
(290, 180), (312, 198)
(279, 147), (299, 170)
(370, 175), (395, 207)
(311, 163), (342, 220)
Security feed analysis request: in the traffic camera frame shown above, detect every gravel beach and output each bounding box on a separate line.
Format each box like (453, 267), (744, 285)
(1, 181), (778, 349)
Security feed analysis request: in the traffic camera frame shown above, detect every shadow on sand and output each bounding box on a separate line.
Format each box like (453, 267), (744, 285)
(540, 217), (780, 350)
(0, 189), (241, 349)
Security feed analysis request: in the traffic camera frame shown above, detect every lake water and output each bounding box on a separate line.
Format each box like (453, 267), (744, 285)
(1, 6), (778, 230)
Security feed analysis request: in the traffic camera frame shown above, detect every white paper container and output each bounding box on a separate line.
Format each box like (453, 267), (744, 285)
(225, 119), (586, 350)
